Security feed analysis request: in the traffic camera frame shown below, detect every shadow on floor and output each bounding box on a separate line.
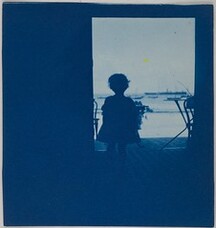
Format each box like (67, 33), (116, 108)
(95, 137), (187, 152)
(85, 137), (213, 226)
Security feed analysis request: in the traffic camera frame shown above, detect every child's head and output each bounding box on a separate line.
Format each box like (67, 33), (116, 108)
(108, 73), (130, 94)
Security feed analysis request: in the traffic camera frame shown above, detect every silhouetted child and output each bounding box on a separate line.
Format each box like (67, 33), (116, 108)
(97, 73), (140, 161)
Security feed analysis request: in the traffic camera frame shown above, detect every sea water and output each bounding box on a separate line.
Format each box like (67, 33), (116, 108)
(94, 95), (187, 138)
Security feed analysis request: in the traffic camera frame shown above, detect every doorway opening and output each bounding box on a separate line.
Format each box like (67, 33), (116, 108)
(92, 18), (195, 150)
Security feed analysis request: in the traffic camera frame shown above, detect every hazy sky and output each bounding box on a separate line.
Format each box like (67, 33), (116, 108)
(93, 18), (195, 95)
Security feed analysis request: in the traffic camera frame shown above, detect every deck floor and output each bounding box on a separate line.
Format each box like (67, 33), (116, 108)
(86, 137), (213, 226)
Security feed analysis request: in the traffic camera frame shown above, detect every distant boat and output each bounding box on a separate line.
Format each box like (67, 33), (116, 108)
(145, 91), (188, 96)
(165, 97), (182, 101)
(147, 95), (158, 99)
(131, 95), (144, 100)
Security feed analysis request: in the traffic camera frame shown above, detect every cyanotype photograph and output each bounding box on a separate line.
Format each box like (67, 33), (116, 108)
(2, 2), (214, 226)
